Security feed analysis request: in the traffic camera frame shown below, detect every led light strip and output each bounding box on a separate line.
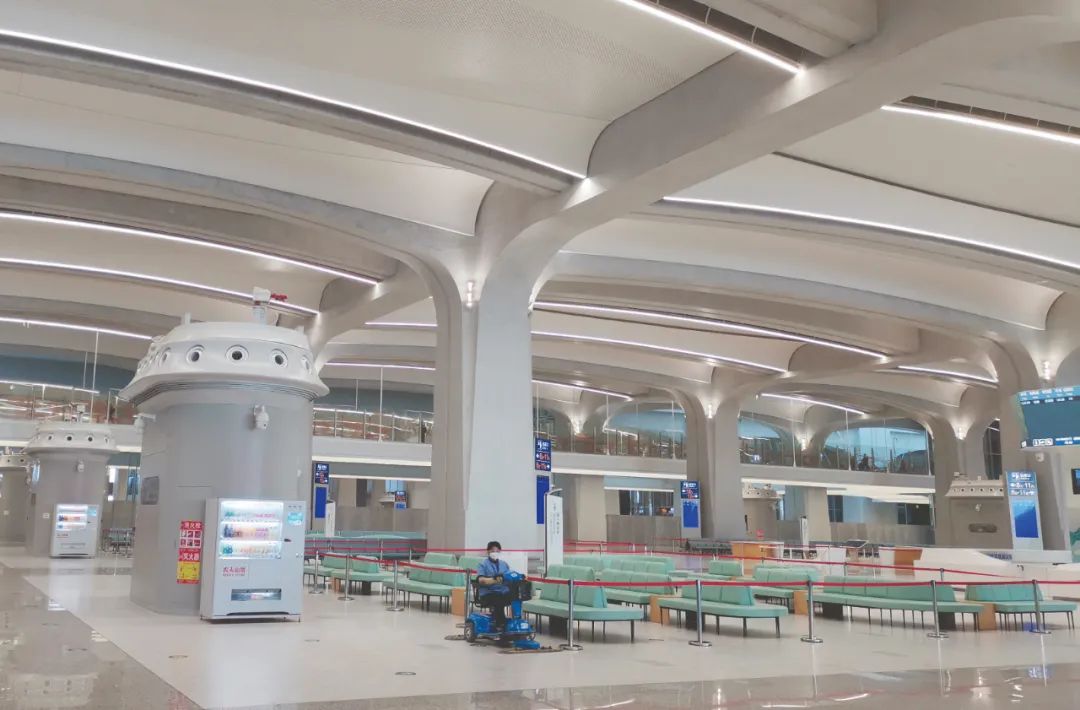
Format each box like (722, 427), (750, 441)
(533, 301), (885, 357)
(883, 104), (1080, 149)
(325, 362), (435, 372)
(894, 365), (998, 384)
(759, 392), (866, 416)
(0, 316), (152, 340)
(532, 378), (632, 401)
(663, 196), (1080, 273)
(533, 329), (786, 373)
(610, 0), (802, 75)
(0, 211), (379, 286)
(0, 29), (584, 180)
(0, 256), (318, 315)
(365, 321), (436, 328)
(0, 378), (98, 394)
(323, 363), (635, 400)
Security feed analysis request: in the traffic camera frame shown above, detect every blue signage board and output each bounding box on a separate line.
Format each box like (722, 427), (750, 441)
(682, 499), (700, 529)
(313, 461), (330, 484)
(1007, 470), (1040, 539)
(314, 486), (328, 519)
(536, 474), (550, 524)
(680, 481), (700, 500)
(534, 436), (552, 472)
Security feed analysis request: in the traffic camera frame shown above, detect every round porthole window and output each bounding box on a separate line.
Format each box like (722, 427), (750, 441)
(272, 350), (288, 367)
(187, 346), (204, 363)
(65, 435), (73, 442)
(226, 346), (248, 362)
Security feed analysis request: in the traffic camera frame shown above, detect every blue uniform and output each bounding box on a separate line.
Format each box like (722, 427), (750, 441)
(476, 557), (510, 596)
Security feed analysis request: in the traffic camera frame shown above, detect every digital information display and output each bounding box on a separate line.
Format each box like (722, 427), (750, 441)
(1017, 386), (1080, 447)
(312, 461), (330, 484)
(534, 437), (552, 472)
(1006, 471), (1040, 541)
(680, 481), (700, 500)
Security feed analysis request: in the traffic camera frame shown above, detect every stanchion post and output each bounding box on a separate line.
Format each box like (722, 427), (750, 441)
(927, 580), (947, 639)
(939, 568), (945, 583)
(688, 579), (712, 647)
(801, 579), (822, 644)
(379, 539), (385, 562)
(338, 554), (354, 601)
(559, 580), (583, 651)
(387, 559), (405, 612)
(309, 551), (324, 595)
(1032, 580), (1051, 635)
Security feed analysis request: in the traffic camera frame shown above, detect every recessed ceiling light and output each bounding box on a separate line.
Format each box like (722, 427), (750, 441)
(0, 316), (152, 340)
(610, 0), (802, 75)
(0, 29), (584, 180)
(883, 104), (1080, 149)
(663, 196), (1080, 274)
(533, 301), (885, 357)
(533, 329), (786, 373)
(894, 365), (998, 384)
(0, 211), (378, 286)
(0, 257), (318, 315)
(759, 392), (866, 415)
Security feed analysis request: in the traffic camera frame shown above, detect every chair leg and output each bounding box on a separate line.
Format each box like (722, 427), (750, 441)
(603, 622), (607, 641)
(591, 622), (596, 642)
(631, 620), (635, 643)
(775, 617), (780, 637)
(743, 618), (748, 637)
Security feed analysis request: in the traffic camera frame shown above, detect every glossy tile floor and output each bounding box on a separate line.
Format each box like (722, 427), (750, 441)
(2, 547), (1080, 708)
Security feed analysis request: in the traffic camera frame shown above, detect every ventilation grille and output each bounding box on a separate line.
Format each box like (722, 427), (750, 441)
(646, 0), (813, 66)
(898, 96), (1080, 137)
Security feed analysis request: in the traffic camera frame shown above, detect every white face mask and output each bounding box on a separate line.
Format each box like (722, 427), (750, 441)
(488, 551), (500, 562)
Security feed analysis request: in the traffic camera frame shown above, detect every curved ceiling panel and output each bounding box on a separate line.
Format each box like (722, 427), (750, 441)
(565, 218), (1060, 329)
(0, 70), (491, 234)
(0, 0), (731, 175)
(675, 154), (1080, 274)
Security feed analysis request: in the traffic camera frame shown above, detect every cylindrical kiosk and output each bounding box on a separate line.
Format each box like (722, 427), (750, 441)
(24, 422), (116, 557)
(0, 453), (30, 543)
(121, 321), (328, 615)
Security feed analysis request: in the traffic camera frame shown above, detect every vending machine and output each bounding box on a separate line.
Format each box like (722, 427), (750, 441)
(200, 498), (305, 621)
(50, 503), (100, 557)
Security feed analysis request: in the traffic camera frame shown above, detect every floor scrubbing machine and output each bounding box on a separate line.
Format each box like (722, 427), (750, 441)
(463, 571), (541, 650)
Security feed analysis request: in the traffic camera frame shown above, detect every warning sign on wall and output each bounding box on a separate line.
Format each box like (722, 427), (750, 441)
(176, 520), (204, 585)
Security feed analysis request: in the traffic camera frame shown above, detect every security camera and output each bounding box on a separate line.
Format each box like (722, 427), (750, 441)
(253, 405), (270, 431)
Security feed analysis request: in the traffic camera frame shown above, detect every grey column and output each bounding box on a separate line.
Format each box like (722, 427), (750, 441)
(0, 454), (30, 543)
(24, 423), (117, 556)
(121, 320), (327, 615)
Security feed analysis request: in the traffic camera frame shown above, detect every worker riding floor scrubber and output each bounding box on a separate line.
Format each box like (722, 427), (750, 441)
(463, 571), (541, 650)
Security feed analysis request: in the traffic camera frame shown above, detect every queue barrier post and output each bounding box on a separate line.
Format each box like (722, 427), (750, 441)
(309, 551), (324, 595)
(387, 560), (405, 612)
(1032, 580), (1051, 635)
(939, 568), (945, 583)
(688, 579), (712, 647)
(927, 580), (947, 639)
(338, 554), (354, 601)
(559, 579), (583, 652)
(800, 579), (822, 644)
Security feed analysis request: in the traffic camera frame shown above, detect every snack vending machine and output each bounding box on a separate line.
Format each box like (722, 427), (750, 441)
(199, 499), (305, 621)
(50, 503), (100, 557)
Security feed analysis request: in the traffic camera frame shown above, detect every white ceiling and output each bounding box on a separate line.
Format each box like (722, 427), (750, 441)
(787, 108), (1080, 225)
(0, 0), (731, 175)
(564, 217), (1060, 328)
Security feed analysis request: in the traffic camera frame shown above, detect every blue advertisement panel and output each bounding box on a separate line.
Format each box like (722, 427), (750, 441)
(682, 499), (700, 529)
(314, 486), (327, 519)
(536, 474), (550, 524)
(1007, 470), (1040, 539)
